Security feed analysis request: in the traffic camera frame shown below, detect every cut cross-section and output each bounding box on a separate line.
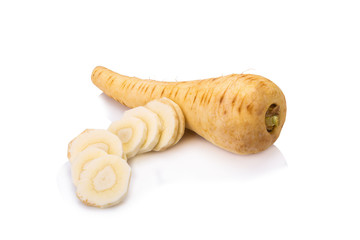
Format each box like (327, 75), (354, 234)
(67, 129), (125, 162)
(145, 99), (179, 151)
(108, 117), (147, 158)
(76, 155), (131, 208)
(123, 107), (161, 153)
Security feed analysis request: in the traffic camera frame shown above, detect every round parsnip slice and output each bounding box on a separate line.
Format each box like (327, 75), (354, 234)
(157, 97), (185, 146)
(68, 129), (125, 163)
(108, 117), (147, 158)
(145, 99), (179, 151)
(123, 106), (161, 153)
(76, 155), (131, 208)
(71, 147), (108, 186)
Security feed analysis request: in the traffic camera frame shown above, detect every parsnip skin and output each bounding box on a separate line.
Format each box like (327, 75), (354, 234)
(92, 66), (286, 154)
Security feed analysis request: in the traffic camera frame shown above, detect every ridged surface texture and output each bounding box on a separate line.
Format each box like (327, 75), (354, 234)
(91, 66), (287, 154)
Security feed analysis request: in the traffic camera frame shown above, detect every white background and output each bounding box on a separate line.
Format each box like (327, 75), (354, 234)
(1, 0), (359, 239)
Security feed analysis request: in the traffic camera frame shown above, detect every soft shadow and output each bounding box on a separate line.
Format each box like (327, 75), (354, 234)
(98, 93), (129, 121)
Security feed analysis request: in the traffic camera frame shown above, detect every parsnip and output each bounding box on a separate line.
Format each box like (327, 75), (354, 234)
(123, 106), (161, 153)
(76, 155), (131, 208)
(91, 66), (286, 154)
(157, 97), (185, 146)
(68, 129), (125, 162)
(71, 147), (108, 186)
(108, 117), (147, 158)
(145, 99), (179, 151)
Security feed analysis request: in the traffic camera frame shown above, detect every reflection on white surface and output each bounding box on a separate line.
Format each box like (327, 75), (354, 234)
(128, 130), (287, 198)
(57, 162), (77, 205)
(57, 93), (287, 205)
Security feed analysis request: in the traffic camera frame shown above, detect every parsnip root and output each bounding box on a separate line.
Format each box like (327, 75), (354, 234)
(91, 66), (287, 154)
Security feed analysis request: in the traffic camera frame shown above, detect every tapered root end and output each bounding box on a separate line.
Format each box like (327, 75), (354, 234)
(91, 66), (114, 95)
(91, 66), (106, 83)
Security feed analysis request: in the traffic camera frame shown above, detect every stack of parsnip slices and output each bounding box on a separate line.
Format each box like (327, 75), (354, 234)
(67, 98), (185, 208)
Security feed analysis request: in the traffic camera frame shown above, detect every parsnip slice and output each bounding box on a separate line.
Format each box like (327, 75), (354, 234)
(145, 99), (179, 151)
(76, 155), (131, 208)
(123, 106), (161, 153)
(68, 129), (125, 163)
(157, 97), (185, 146)
(108, 117), (147, 158)
(71, 147), (108, 186)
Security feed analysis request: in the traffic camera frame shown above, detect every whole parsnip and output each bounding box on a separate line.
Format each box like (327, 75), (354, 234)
(91, 66), (286, 154)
